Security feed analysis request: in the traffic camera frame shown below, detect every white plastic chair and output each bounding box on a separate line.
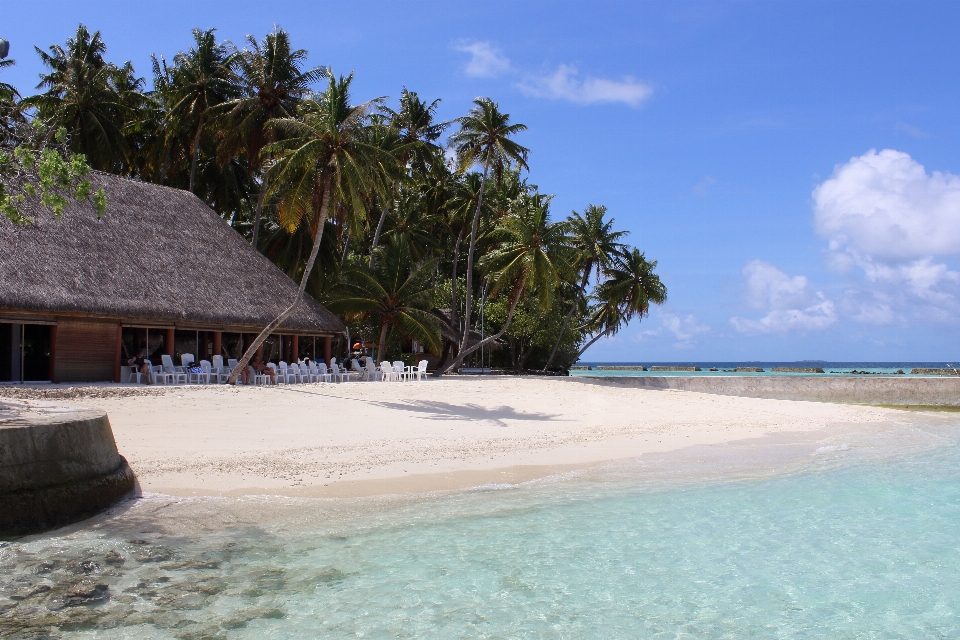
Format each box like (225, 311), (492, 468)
(413, 360), (429, 381)
(275, 361), (289, 384)
(161, 354), (187, 384)
(181, 353), (195, 369)
(189, 360), (212, 384)
(127, 364), (145, 384)
(351, 358), (366, 380)
(251, 365), (271, 385)
(330, 362), (349, 383)
(393, 360), (410, 381)
(364, 357), (381, 381)
(317, 362), (332, 383)
(151, 364), (170, 385)
(380, 361), (398, 382)
(300, 362), (318, 383)
(288, 363), (303, 383)
(211, 355), (227, 383)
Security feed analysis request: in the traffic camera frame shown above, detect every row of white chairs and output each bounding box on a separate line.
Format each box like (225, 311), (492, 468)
(373, 359), (429, 382)
(130, 354), (430, 385)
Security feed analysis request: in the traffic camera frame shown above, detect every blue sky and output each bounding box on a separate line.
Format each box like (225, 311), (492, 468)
(5, 1), (960, 362)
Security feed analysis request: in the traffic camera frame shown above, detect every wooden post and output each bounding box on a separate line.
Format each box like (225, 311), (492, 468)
(113, 324), (122, 383)
(292, 335), (299, 362)
(213, 331), (222, 359)
(256, 343), (263, 362)
(323, 336), (332, 366)
(165, 328), (175, 356)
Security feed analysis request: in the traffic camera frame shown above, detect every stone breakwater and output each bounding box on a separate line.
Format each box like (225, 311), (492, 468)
(571, 375), (960, 406)
(595, 366), (647, 371)
(0, 401), (135, 538)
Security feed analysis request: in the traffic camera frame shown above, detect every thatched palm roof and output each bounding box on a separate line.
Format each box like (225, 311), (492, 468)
(0, 172), (343, 334)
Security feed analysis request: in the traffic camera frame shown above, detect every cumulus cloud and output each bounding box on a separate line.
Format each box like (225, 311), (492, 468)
(516, 64), (652, 108)
(809, 149), (960, 325)
(644, 312), (710, 348)
(813, 149), (960, 261)
(455, 41), (511, 78)
(730, 261), (837, 335)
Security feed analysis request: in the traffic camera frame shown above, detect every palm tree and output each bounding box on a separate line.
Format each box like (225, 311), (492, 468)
(328, 236), (441, 360)
(216, 27), (327, 247)
(368, 89), (448, 261)
(448, 98), (529, 365)
(226, 71), (389, 383)
(543, 204), (627, 370)
(435, 192), (569, 375)
(167, 28), (239, 193)
(574, 248), (666, 361)
(0, 57), (26, 142)
(26, 24), (129, 171)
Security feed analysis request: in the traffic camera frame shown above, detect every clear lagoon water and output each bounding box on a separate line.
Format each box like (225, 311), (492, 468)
(3, 413), (960, 637)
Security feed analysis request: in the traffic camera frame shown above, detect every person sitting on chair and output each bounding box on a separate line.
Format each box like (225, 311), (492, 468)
(250, 354), (277, 384)
(127, 351), (152, 384)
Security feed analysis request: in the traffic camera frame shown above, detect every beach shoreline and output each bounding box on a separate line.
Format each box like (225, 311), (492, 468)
(6, 377), (899, 499)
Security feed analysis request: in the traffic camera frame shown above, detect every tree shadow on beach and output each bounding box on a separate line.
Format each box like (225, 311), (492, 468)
(368, 400), (560, 427)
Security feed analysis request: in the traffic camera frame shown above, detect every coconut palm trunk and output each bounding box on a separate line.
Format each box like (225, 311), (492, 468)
(377, 322), (389, 364)
(227, 173), (333, 384)
(369, 203), (389, 267)
(188, 114), (204, 194)
(442, 284), (522, 371)
(457, 153), (489, 357)
(450, 229), (465, 331)
(543, 270), (590, 371)
(573, 329), (608, 361)
(251, 170), (269, 248)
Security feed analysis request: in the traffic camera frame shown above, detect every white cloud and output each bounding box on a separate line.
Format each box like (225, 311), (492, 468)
(730, 261), (837, 335)
(516, 64), (652, 108)
(813, 149), (960, 261)
(810, 150), (960, 325)
(455, 41), (511, 78)
(644, 312), (710, 349)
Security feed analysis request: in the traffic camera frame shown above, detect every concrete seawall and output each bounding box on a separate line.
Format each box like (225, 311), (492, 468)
(0, 403), (135, 538)
(572, 375), (960, 405)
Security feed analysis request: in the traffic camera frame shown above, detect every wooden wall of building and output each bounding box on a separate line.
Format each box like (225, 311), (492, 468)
(52, 319), (119, 383)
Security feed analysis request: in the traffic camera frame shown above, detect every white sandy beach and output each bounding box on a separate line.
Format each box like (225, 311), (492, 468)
(57, 377), (895, 498)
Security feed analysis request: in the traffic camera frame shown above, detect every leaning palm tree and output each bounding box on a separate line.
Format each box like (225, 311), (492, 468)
(574, 248), (666, 360)
(328, 236), (441, 360)
(435, 192), (569, 375)
(542, 204), (628, 370)
(448, 98), (529, 365)
(167, 28), (239, 193)
(25, 24), (129, 171)
(216, 27), (327, 246)
(226, 72), (389, 383)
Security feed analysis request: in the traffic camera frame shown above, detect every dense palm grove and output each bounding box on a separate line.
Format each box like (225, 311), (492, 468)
(0, 25), (666, 373)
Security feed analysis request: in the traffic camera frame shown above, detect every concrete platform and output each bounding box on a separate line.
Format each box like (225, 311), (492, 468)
(0, 401), (135, 538)
(573, 375), (960, 406)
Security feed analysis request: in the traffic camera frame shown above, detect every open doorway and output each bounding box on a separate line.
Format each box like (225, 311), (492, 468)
(0, 323), (52, 383)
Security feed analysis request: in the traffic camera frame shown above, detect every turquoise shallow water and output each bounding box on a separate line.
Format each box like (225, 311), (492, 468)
(4, 416), (960, 637)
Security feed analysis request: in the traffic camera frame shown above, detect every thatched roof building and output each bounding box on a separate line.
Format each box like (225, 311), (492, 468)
(0, 173), (343, 382)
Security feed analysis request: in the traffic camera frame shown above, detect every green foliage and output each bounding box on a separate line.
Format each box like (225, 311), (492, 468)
(3, 23), (667, 371)
(327, 236), (441, 358)
(1, 121), (106, 224)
